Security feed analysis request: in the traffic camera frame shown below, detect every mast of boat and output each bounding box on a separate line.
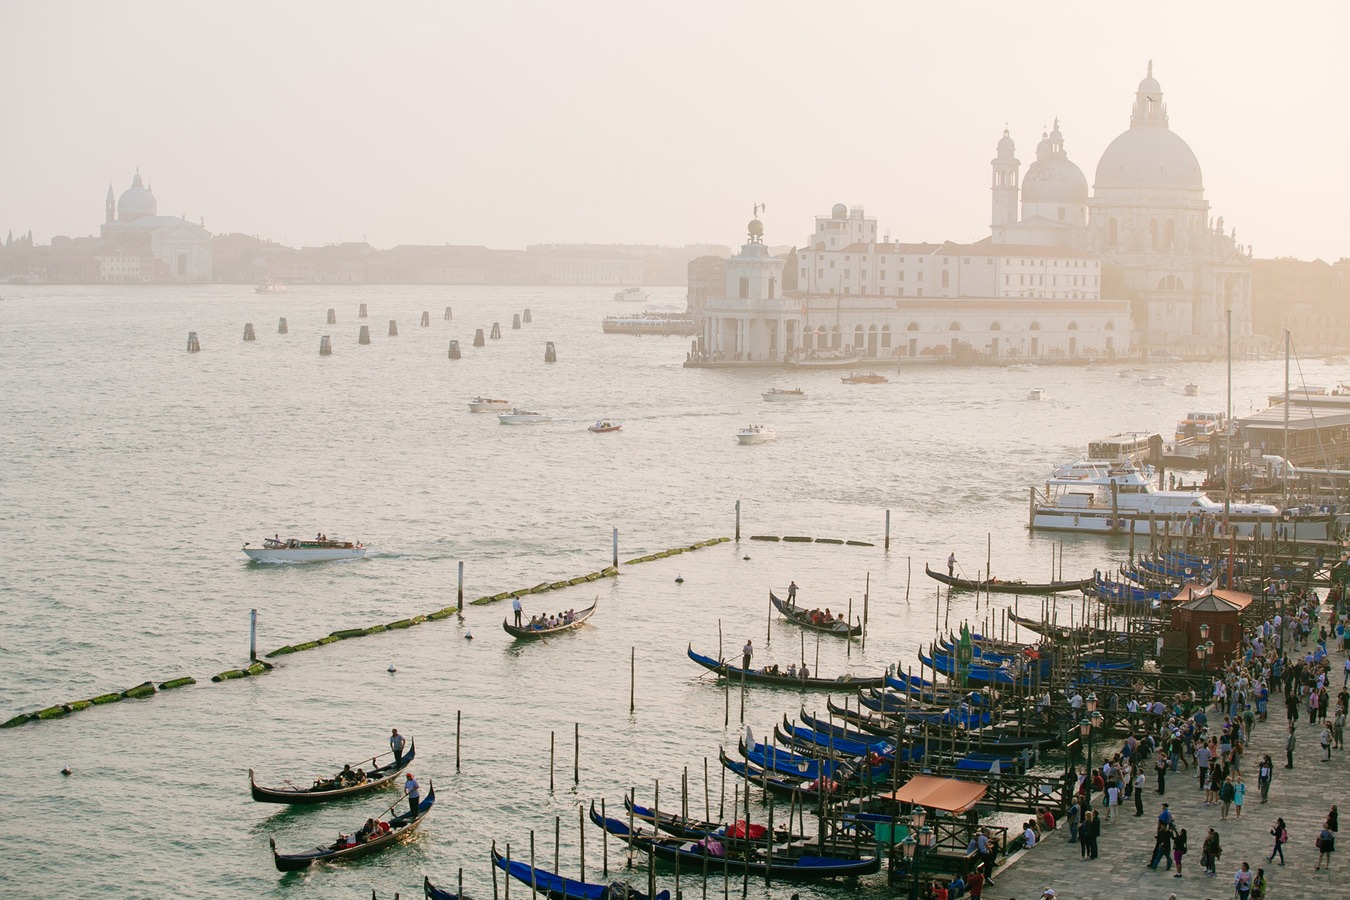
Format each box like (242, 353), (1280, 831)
(1283, 329), (1291, 508)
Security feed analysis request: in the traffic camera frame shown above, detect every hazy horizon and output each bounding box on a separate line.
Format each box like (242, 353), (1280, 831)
(4, 1), (1348, 259)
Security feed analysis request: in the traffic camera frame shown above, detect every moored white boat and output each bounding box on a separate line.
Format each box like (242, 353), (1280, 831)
(498, 408), (553, 424)
(613, 287), (649, 302)
(841, 372), (887, 384)
(243, 536), (366, 562)
(588, 421), (621, 433)
(762, 387), (805, 402)
(255, 279), (287, 294)
(735, 424), (776, 444)
(1027, 388), (1046, 401)
(1136, 374), (1167, 386)
(469, 397), (511, 413)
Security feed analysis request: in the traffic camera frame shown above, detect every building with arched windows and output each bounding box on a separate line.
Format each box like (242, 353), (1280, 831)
(690, 65), (1249, 366)
(96, 169), (212, 283)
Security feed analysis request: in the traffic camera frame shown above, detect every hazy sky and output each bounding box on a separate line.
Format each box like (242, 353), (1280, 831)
(4, 1), (1348, 259)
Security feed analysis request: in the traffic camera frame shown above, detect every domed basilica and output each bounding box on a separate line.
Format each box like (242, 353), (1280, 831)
(97, 169), (212, 283)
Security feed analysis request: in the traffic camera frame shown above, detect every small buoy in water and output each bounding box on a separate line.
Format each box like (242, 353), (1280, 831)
(675, 575), (684, 584)
(464, 629), (474, 640)
(387, 662), (397, 674)
(743, 555), (751, 561)
(61, 766), (72, 777)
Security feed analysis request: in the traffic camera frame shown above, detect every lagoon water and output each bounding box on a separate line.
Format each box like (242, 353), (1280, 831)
(0, 285), (1300, 897)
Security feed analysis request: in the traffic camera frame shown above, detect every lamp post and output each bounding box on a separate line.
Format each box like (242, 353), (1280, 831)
(899, 808), (933, 900)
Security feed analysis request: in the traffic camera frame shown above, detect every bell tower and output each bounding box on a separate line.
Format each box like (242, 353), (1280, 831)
(105, 183), (115, 224)
(991, 129), (1020, 230)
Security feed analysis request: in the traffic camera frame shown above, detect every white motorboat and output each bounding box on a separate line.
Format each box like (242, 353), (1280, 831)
(498, 408), (553, 425)
(1027, 388), (1046, 401)
(613, 287), (649, 302)
(1007, 363), (1037, 372)
(243, 536), (366, 562)
(1028, 461), (1341, 538)
(1136, 374), (1167, 386)
(1174, 411), (1224, 444)
(588, 421), (622, 433)
(469, 397), (511, 413)
(735, 424), (776, 445)
(762, 387), (805, 402)
(255, 279), (287, 294)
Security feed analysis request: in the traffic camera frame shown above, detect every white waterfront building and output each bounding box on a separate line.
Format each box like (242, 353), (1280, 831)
(693, 64), (1252, 366)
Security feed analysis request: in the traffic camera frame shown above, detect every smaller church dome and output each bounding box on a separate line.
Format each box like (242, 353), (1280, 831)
(1022, 120), (1088, 205)
(830, 202), (848, 220)
(118, 170), (157, 222)
(997, 129), (1015, 152)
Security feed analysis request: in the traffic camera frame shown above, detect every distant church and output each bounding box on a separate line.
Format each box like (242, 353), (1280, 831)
(97, 170), (212, 283)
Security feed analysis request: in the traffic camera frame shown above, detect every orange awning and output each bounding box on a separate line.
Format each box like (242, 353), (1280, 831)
(880, 775), (988, 814)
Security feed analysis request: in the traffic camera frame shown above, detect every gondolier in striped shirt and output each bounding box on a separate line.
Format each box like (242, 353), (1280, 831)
(403, 772), (420, 818)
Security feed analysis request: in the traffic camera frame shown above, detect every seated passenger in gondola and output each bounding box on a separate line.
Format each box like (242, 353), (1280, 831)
(800, 665), (810, 679)
(787, 662), (798, 678)
(353, 767), (367, 784)
(337, 763), (356, 785)
(357, 818), (379, 844)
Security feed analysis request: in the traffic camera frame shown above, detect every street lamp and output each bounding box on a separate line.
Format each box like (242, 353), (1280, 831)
(898, 809), (933, 900)
(1080, 716), (1094, 778)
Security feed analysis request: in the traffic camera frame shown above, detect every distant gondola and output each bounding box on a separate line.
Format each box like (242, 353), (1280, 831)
(623, 795), (809, 845)
(923, 563), (1091, 595)
(425, 876), (461, 900)
(250, 739), (415, 804)
(492, 843), (669, 900)
(269, 781), (435, 871)
(686, 645), (884, 689)
(768, 592), (861, 637)
(503, 600), (598, 640)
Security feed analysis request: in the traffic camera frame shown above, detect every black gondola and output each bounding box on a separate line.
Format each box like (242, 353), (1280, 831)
(769, 592), (861, 637)
(686, 644), (883, 689)
(923, 563), (1091, 595)
(250, 739), (415, 804)
(503, 599), (598, 640)
(270, 781), (435, 871)
(492, 843), (669, 900)
(424, 875), (461, 900)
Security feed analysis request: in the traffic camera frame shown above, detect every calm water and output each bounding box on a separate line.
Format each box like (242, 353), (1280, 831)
(0, 285), (1303, 897)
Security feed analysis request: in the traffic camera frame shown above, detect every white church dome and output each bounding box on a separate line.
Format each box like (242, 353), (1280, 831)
(1093, 64), (1203, 192)
(1022, 121), (1088, 205)
(118, 170), (157, 221)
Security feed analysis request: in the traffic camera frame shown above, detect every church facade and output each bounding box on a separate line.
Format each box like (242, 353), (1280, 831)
(693, 65), (1253, 365)
(96, 170), (212, 283)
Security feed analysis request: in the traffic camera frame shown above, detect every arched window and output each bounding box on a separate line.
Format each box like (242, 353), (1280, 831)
(830, 324), (842, 349)
(906, 321), (920, 332)
(854, 324), (865, 348)
(1105, 320), (1115, 331)
(948, 321), (961, 332)
(941, 270), (950, 288)
(1157, 275), (1185, 291)
(989, 322), (1002, 331)
(1029, 321), (1041, 331)
(880, 324), (891, 349)
(1067, 321), (1079, 331)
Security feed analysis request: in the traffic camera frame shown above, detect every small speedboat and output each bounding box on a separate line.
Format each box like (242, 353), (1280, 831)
(498, 408), (553, 425)
(244, 536), (367, 562)
(255, 279), (287, 294)
(1136, 374), (1167, 387)
(735, 424), (776, 444)
(1007, 363), (1036, 372)
(1027, 388), (1045, 401)
(841, 372), (887, 384)
(469, 397), (511, 413)
(588, 421), (622, 433)
(762, 387), (805, 402)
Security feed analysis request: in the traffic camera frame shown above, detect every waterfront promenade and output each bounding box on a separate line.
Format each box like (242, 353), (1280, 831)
(992, 670), (1344, 898)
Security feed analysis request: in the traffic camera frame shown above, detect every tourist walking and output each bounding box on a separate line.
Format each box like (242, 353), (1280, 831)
(1134, 769), (1145, 816)
(1316, 822), (1336, 870)
(1172, 826), (1187, 878)
(1286, 725), (1297, 768)
(1234, 861), (1253, 899)
(1233, 776), (1246, 819)
(1268, 817), (1287, 865)
(1321, 724), (1333, 762)
(1219, 775), (1235, 819)
(1257, 755), (1273, 802)
(1155, 749), (1168, 794)
(1148, 820), (1174, 870)
(1086, 809), (1101, 860)
(1252, 866), (1267, 899)
(1201, 827), (1221, 877)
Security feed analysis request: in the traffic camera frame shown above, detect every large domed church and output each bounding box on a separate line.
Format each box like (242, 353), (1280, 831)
(992, 63), (1253, 350)
(97, 169), (212, 283)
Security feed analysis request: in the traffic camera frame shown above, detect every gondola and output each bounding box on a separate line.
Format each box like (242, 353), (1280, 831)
(504, 600), (598, 640)
(269, 782), (435, 871)
(250, 739), (416, 804)
(686, 645), (884, 689)
(768, 592), (861, 637)
(492, 844), (668, 900)
(425, 876), (461, 900)
(923, 563), (1091, 595)
(623, 796), (808, 846)
(588, 803), (880, 881)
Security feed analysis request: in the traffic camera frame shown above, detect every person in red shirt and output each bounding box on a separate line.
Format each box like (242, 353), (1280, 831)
(965, 870), (985, 898)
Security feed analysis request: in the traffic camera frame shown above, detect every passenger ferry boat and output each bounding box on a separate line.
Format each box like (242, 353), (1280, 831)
(1030, 461), (1339, 538)
(469, 397), (511, 412)
(762, 387), (805, 402)
(735, 424), (776, 444)
(243, 536), (366, 562)
(613, 287), (649, 302)
(498, 408), (553, 425)
(601, 313), (697, 336)
(255, 279), (287, 294)
(841, 372), (888, 384)
(1174, 411), (1225, 444)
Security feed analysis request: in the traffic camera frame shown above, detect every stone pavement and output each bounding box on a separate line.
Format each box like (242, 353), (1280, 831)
(989, 664), (1345, 898)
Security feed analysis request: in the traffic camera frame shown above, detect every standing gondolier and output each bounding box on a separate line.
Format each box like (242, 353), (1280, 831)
(742, 639), (753, 671)
(787, 580), (798, 603)
(947, 552), (957, 576)
(390, 728), (406, 766)
(512, 596), (523, 627)
(403, 772), (420, 818)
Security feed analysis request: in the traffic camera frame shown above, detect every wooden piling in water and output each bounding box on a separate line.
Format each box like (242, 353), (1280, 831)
(456, 709), (461, 771)
(523, 308), (532, 323)
(421, 311), (430, 327)
(319, 335), (332, 356)
(358, 303), (368, 318)
(278, 317), (288, 334)
(186, 331), (201, 352)
(445, 306), (453, 321)
(629, 647), (635, 713)
(544, 341), (556, 362)
(735, 500), (741, 541)
(491, 322), (502, 339)
(388, 319), (398, 337)
(243, 323), (256, 341)
(474, 328), (486, 347)
(549, 730), (555, 792)
(884, 509), (891, 550)
(359, 325), (371, 344)
(327, 308), (336, 324)
(574, 722), (580, 785)
(448, 340), (461, 359)
(249, 608), (257, 660)
(513, 313), (521, 329)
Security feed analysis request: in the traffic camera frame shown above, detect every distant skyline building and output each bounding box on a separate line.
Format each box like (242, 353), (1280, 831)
(96, 169), (212, 283)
